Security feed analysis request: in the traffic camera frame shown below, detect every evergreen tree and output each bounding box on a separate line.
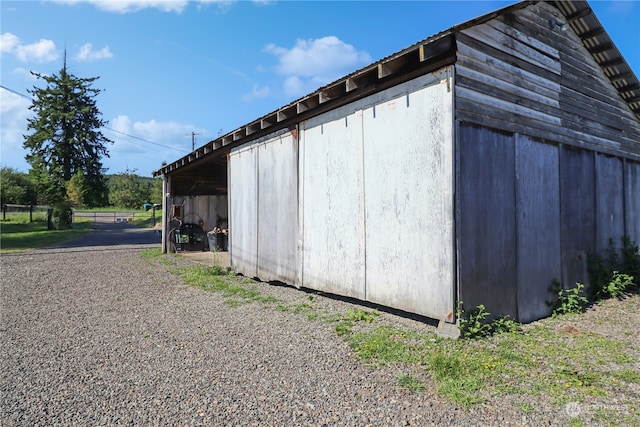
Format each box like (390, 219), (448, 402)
(23, 55), (111, 205)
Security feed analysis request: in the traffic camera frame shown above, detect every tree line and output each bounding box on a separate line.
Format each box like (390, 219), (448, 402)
(1, 167), (163, 210)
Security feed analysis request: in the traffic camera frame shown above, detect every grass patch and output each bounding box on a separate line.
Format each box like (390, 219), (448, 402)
(398, 374), (425, 394)
(174, 265), (280, 305)
(338, 313), (638, 416)
(0, 218), (94, 252)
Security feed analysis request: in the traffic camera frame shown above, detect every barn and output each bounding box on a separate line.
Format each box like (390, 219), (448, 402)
(153, 0), (640, 329)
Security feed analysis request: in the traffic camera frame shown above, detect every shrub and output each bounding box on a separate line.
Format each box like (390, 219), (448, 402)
(51, 200), (73, 230)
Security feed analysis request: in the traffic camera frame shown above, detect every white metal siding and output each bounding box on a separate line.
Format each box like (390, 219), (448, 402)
(256, 133), (299, 283)
(301, 111), (366, 299)
(363, 70), (454, 319)
(229, 146), (258, 277)
(300, 68), (455, 319)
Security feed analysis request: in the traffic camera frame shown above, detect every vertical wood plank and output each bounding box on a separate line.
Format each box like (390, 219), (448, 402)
(228, 147), (258, 278)
(363, 70), (454, 320)
(458, 123), (517, 319)
(515, 135), (561, 322)
(595, 154), (625, 253)
(257, 133), (299, 283)
(560, 145), (595, 290)
(625, 161), (640, 244)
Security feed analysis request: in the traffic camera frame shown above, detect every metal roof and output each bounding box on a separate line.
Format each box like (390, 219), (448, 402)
(154, 0), (639, 178)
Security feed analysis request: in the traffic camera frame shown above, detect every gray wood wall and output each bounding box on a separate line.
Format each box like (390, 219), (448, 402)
(454, 1), (640, 322)
(458, 123), (640, 322)
(455, 2), (640, 161)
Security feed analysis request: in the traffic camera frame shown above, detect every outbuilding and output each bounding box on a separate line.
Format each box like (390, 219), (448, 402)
(154, 0), (640, 328)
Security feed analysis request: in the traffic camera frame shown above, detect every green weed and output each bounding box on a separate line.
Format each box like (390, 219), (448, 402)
(552, 283), (589, 317)
(343, 308), (380, 323)
(398, 374), (425, 394)
(457, 302), (520, 339)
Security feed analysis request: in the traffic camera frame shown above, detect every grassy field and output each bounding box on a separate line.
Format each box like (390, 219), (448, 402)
(0, 216), (94, 252)
(0, 208), (161, 252)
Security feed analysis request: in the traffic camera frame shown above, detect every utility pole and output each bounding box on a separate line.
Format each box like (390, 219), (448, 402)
(186, 132), (200, 151)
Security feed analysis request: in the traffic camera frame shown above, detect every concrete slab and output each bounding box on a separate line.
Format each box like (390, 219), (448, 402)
(436, 320), (461, 339)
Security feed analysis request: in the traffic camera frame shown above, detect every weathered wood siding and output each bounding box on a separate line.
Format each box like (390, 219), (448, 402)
(301, 69), (455, 319)
(455, 1), (640, 321)
(559, 145), (596, 292)
(595, 154), (625, 254)
(362, 70), (454, 320)
(229, 131), (298, 283)
(458, 123), (640, 321)
(626, 161), (640, 243)
(456, 2), (640, 161)
(301, 108), (366, 299)
(458, 124), (517, 320)
(515, 134), (561, 323)
(256, 133), (299, 283)
(228, 144), (259, 278)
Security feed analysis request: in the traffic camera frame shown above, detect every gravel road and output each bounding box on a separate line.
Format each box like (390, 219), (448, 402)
(0, 223), (621, 426)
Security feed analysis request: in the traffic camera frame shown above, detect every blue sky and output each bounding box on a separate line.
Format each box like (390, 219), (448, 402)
(1, 0), (639, 177)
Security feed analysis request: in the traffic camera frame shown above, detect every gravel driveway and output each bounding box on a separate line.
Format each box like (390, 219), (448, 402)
(0, 223), (626, 426)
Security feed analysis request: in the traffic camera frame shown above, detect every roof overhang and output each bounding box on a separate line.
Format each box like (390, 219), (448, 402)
(154, 0), (639, 178)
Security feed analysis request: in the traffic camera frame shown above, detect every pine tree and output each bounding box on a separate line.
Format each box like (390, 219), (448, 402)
(23, 54), (112, 205)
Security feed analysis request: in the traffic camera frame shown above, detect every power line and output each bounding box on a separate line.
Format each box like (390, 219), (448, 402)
(104, 127), (188, 153)
(0, 84), (32, 100)
(1, 84), (189, 154)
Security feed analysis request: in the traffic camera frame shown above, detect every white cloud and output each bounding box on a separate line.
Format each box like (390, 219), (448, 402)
(264, 36), (371, 97)
(0, 88), (33, 171)
(106, 115), (203, 173)
(0, 32), (20, 53)
(111, 115), (198, 144)
(0, 33), (59, 63)
(75, 43), (113, 62)
(53, 0), (235, 13)
(242, 84), (270, 102)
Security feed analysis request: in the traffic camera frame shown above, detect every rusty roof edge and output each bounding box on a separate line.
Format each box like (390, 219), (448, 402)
(153, 0), (639, 177)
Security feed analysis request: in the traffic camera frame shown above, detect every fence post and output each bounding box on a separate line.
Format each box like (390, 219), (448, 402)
(29, 205), (33, 223)
(2, 205), (6, 221)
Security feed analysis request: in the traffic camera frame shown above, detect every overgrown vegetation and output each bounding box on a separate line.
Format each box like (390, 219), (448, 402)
(588, 237), (639, 300)
(550, 282), (590, 317)
(547, 237), (640, 317)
